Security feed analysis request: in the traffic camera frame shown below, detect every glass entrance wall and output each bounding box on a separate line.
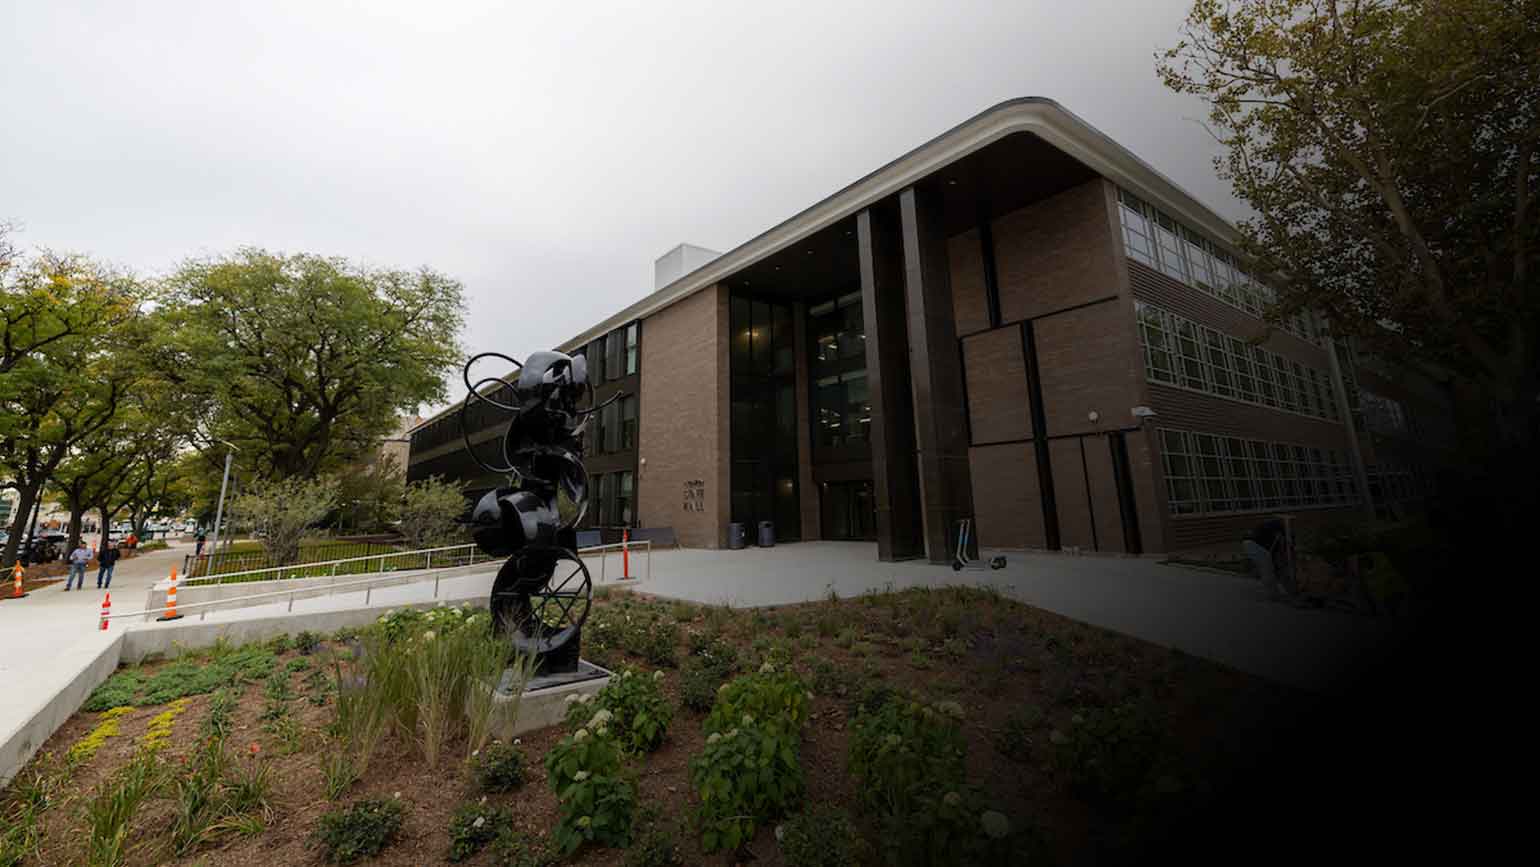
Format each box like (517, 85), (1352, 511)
(729, 294), (801, 540)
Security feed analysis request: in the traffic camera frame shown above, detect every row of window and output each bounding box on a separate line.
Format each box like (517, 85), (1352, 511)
(813, 369), (872, 448)
(1160, 428), (1361, 516)
(587, 395), (638, 455)
(584, 321), (640, 386)
(590, 470), (635, 527)
(1136, 302), (1341, 422)
(1117, 188), (1317, 343)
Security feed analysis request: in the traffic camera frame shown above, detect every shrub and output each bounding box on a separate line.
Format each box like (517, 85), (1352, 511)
(689, 720), (803, 853)
(778, 805), (865, 867)
(686, 630), (739, 672)
(624, 616), (680, 667)
(679, 660), (724, 713)
(1049, 702), (1167, 809)
(878, 784), (1019, 867)
(470, 742), (526, 793)
(565, 669), (674, 753)
(312, 798), (405, 864)
(84, 751), (160, 867)
(622, 806), (682, 867)
(993, 705), (1043, 763)
(492, 827), (557, 867)
(543, 727), (635, 854)
(703, 665), (811, 744)
(447, 801), (508, 862)
(295, 630), (322, 655)
(848, 697), (968, 818)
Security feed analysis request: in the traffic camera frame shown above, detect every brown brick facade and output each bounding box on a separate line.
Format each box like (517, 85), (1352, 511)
(960, 328), (1030, 442)
(992, 181), (1122, 323)
(636, 285), (730, 548)
(1035, 299), (1143, 438)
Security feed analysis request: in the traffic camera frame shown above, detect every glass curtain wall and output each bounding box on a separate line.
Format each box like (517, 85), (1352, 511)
(729, 294), (801, 540)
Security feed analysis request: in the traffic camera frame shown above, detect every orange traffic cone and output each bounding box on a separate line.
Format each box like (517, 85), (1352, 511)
(9, 562), (27, 599)
(157, 567), (183, 622)
(100, 593), (111, 630)
(621, 528), (631, 580)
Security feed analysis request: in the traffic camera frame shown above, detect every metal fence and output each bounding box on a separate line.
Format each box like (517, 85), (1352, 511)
(184, 541), (404, 581)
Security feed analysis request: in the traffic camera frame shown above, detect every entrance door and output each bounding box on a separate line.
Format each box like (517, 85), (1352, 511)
(821, 480), (877, 541)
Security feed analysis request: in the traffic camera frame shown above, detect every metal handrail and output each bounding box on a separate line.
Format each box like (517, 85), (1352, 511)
(106, 540), (653, 625)
(181, 543), (486, 586)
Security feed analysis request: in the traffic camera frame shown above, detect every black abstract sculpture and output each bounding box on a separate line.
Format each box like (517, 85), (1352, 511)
(459, 350), (620, 673)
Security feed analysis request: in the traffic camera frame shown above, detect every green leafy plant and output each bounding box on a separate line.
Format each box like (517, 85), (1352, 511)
(447, 801), (508, 862)
(679, 660), (724, 713)
(778, 805), (865, 867)
(470, 741), (526, 793)
(689, 719), (803, 853)
(993, 705), (1043, 763)
(877, 785), (1018, 867)
(294, 630), (322, 655)
(491, 826), (557, 867)
(83, 645), (276, 710)
(565, 669), (674, 753)
(703, 664), (811, 744)
(543, 726), (635, 854)
(84, 751), (160, 867)
(1049, 702), (1167, 809)
(312, 798), (405, 864)
(848, 697), (968, 819)
(623, 806), (682, 867)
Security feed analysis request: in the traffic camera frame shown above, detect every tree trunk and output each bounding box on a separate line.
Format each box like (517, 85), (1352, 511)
(2, 483), (40, 568)
(66, 504), (85, 556)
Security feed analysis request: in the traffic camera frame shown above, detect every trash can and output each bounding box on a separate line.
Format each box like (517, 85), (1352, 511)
(757, 520), (775, 547)
(728, 522), (747, 550)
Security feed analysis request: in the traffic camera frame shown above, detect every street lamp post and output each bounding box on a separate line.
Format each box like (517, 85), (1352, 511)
(206, 442), (239, 576)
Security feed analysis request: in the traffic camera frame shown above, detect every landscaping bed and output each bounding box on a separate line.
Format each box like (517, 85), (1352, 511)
(2, 586), (1305, 866)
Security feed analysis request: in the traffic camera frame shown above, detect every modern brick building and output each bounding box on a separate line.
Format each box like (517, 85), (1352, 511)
(407, 98), (1450, 561)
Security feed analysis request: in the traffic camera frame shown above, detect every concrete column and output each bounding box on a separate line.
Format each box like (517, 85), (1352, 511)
(857, 205), (924, 561)
(899, 187), (975, 563)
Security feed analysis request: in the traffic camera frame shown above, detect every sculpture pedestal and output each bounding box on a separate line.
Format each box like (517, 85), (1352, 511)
(485, 660), (611, 739)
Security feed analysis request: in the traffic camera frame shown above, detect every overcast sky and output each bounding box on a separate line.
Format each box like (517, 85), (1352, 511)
(1, 0), (1233, 417)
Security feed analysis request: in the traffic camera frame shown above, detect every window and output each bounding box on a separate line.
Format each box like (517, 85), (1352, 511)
(1183, 227), (1215, 291)
(624, 323), (639, 375)
(1161, 430), (1201, 514)
(1193, 433), (1231, 511)
(1211, 245), (1240, 305)
(1117, 189), (1157, 267)
(809, 291), (865, 368)
(1136, 302), (1176, 384)
(588, 338), (606, 385)
(1253, 346), (1278, 407)
(619, 395), (637, 449)
(589, 406), (604, 455)
(1175, 318), (1206, 389)
(594, 473), (611, 525)
(606, 330), (624, 382)
(615, 471), (634, 526)
(1225, 437), (1256, 510)
(602, 399), (620, 453)
(1153, 210), (1188, 281)
(1204, 328), (1234, 397)
(814, 371), (870, 447)
(1273, 354), (1296, 413)
(1229, 337), (1258, 402)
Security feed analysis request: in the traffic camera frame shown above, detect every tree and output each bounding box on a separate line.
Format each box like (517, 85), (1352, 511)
(335, 452), (406, 535)
(0, 253), (144, 566)
(398, 477), (468, 550)
(229, 476), (340, 567)
(1158, 0), (1540, 443)
(153, 249), (464, 480)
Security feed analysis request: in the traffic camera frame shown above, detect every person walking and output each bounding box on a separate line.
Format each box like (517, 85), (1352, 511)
(194, 530), (207, 558)
(96, 542), (120, 589)
(64, 542), (91, 591)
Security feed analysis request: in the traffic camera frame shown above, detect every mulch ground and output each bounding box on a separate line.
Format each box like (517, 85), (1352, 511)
(9, 585), (1312, 866)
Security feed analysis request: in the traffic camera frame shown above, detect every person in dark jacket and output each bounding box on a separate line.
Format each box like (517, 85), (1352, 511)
(96, 543), (121, 589)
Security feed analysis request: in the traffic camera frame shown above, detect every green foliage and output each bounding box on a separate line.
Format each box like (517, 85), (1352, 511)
(703, 664), (811, 743)
(848, 697), (968, 818)
(543, 727), (635, 854)
(877, 785), (1019, 867)
(689, 720), (803, 853)
(83, 646), (276, 710)
(679, 660), (723, 713)
(155, 249), (464, 479)
(84, 751), (160, 867)
(565, 669), (674, 753)
(993, 705), (1043, 763)
(469, 742), (526, 793)
(312, 798), (405, 864)
(230, 476), (339, 567)
(686, 630), (739, 672)
(447, 801), (508, 862)
(167, 736), (272, 857)
(623, 806), (682, 867)
(491, 826), (557, 867)
(777, 805), (865, 867)
(294, 630), (322, 655)
(399, 475), (469, 549)
(1049, 703), (1168, 809)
